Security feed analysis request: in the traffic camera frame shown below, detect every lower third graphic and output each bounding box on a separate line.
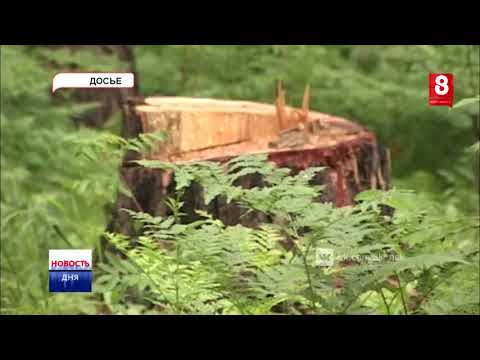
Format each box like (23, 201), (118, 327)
(49, 249), (92, 292)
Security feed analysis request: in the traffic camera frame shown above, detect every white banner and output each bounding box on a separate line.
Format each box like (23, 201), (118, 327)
(52, 72), (135, 93)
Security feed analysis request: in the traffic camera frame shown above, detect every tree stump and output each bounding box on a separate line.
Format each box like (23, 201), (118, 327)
(108, 96), (391, 235)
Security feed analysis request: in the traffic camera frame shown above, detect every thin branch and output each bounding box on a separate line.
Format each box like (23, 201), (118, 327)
(395, 272), (409, 315)
(379, 288), (391, 315)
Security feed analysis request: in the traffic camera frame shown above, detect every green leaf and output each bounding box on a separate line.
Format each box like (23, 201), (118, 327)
(468, 141), (479, 154)
(355, 189), (385, 202)
(118, 182), (134, 199)
(452, 96), (480, 110)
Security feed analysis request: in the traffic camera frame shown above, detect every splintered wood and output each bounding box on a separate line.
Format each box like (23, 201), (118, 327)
(132, 87), (368, 163)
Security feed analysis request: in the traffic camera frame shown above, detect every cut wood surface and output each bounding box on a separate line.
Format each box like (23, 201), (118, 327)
(134, 96), (368, 161)
(108, 96), (391, 236)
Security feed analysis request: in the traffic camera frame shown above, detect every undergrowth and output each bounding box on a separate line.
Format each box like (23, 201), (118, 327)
(97, 155), (479, 315)
(1, 45), (478, 315)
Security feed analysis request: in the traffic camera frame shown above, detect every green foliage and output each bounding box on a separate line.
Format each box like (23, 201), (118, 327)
(0, 46), (131, 314)
(1, 45), (478, 315)
(136, 45), (479, 180)
(452, 95), (480, 110)
(98, 157), (479, 315)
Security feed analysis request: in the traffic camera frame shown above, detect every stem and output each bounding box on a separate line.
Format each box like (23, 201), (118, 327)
(287, 213), (348, 312)
(395, 272), (409, 315)
(113, 245), (171, 306)
(52, 224), (74, 248)
(120, 173), (144, 213)
(303, 250), (317, 311)
(379, 288), (391, 315)
(289, 218), (317, 311)
(341, 294), (362, 314)
(292, 241), (316, 311)
(175, 240), (181, 314)
(388, 292), (399, 309)
(288, 215), (343, 264)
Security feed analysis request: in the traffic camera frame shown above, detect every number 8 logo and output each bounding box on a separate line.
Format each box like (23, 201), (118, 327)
(435, 75), (449, 95)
